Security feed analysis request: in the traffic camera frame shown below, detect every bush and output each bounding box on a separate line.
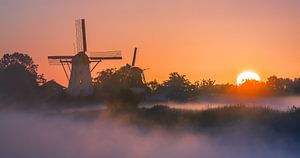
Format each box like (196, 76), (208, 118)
(107, 89), (141, 112)
(0, 64), (38, 100)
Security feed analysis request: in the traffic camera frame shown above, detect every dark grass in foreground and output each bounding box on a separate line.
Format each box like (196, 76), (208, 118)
(134, 106), (298, 131)
(71, 105), (300, 141)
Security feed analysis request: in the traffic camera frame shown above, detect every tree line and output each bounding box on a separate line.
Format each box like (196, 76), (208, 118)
(1, 52), (300, 104)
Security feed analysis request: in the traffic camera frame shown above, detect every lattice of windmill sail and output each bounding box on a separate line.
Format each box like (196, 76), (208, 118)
(89, 51), (122, 61)
(75, 19), (85, 53)
(48, 56), (73, 65)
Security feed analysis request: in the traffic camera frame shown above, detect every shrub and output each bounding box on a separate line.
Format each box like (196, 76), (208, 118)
(107, 89), (141, 112)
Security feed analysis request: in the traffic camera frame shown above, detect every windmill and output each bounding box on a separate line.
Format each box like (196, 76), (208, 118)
(130, 47), (147, 85)
(48, 19), (122, 97)
(118, 48), (147, 93)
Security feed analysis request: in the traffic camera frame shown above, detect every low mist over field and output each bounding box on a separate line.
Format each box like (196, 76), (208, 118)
(0, 108), (299, 158)
(141, 96), (300, 111)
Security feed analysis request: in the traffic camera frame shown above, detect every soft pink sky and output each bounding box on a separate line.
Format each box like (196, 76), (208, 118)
(1, 0), (300, 86)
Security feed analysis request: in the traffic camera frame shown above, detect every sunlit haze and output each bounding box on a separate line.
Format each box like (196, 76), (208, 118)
(237, 71), (261, 86)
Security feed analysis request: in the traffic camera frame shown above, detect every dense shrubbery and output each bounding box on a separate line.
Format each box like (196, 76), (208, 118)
(118, 105), (300, 139)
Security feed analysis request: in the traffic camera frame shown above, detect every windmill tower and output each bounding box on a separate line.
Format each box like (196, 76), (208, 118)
(48, 19), (122, 97)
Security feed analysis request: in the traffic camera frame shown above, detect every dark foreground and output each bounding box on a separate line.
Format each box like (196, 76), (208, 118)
(1, 105), (300, 158)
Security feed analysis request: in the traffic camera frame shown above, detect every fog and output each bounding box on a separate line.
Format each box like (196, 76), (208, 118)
(0, 110), (299, 158)
(142, 96), (300, 111)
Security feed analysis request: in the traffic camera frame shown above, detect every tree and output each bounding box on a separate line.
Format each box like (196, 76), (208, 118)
(0, 64), (38, 100)
(147, 80), (160, 92)
(293, 78), (300, 94)
(0, 52), (45, 100)
(158, 72), (193, 101)
(93, 68), (119, 97)
(94, 68), (117, 87)
(0, 52), (46, 84)
(266, 76), (293, 95)
(194, 79), (216, 96)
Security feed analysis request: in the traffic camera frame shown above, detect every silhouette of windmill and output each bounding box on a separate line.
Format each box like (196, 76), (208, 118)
(119, 48), (148, 93)
(48, 19), (122, 97)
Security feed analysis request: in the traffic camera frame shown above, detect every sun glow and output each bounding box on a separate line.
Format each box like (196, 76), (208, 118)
(237, 71), (261, 86)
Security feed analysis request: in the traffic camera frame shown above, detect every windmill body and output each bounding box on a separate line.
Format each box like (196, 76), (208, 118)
(48, 19), (122, 97)
(67, 52), (93, 96)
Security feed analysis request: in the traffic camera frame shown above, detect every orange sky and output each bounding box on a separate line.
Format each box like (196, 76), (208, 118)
(1, 0), (300, 86)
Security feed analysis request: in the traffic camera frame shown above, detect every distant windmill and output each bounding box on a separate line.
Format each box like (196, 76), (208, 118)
(48, 19), (122, 97)
(118, 48), (147, 93)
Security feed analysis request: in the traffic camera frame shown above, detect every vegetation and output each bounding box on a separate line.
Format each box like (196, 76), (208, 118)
(146, 74), (300, 101)
(2, 52), (300, 105)
(0, 52), (46, 102)
(133, 105), (280, 128)
(106, 89), (141, 112)
(93, 65), (148, 99)
(0, 52), (46, 84)
(94, 66), (300, 102)
(102, 105), (300, 140)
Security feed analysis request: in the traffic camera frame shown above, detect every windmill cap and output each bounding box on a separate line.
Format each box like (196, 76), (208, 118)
(72, 52), (89, 64)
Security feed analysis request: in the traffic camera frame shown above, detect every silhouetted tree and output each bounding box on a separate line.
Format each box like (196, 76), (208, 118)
(94, 68), (116, 85)
(147, 80), (160, 92)
(293, 78), (300, 94)
(93, 68), (120, 97)
(0, 64), (38, 100)
(157, 72), (193, 101)
(0, 52), (45, 101)
(266, 76), (293, 95)
(0, 52), (46, 85)
(193, 79), (216, 96)
(212, 83), (236, 96)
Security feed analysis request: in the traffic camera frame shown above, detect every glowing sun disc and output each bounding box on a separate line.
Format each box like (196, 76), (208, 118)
(237, 71), (261, 86)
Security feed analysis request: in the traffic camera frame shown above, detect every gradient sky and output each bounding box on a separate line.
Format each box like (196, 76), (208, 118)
(1, 0), (300, 86)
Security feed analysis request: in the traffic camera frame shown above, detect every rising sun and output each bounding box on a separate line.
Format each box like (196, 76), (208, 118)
(237, 71), (261, 86)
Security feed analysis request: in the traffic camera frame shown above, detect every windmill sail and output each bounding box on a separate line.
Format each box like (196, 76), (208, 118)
(132, 48), (137, 66)
(89, 51), (122, 61)
(75, 19), (87, 52)
(48, 55), (73, 66)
